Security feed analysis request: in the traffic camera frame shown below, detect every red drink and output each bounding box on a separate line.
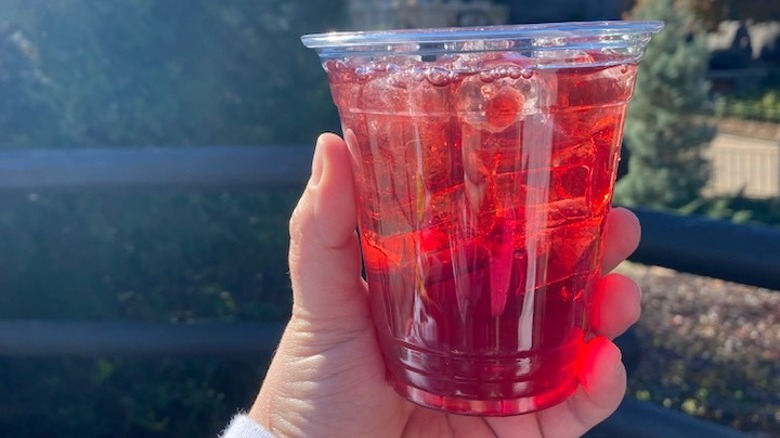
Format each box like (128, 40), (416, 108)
(303, 21), (661, 416)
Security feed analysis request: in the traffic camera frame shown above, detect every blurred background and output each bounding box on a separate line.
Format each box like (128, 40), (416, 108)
(0, 0), (777, 436)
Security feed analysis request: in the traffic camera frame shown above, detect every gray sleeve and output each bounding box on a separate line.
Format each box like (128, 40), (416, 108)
(219, 414), (276, 438)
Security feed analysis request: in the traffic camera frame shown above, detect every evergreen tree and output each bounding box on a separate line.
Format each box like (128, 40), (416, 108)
(614, 0), (716, 209)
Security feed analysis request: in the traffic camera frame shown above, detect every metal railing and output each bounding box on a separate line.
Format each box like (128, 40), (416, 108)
(0, 145), (311, 191)
(1, 145), (776, 437)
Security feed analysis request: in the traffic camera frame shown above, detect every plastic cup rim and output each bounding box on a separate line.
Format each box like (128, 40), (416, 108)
(301, 20), (665, 51)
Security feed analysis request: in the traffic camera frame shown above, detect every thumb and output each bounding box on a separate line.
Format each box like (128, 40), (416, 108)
(288, 132), (369, 330)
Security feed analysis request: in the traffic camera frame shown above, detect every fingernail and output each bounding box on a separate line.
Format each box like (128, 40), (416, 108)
(606, 343), (624, 375)
(310, 136), (325, 187)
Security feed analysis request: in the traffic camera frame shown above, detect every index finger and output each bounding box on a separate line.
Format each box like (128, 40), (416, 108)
(601, 207), (641, 274)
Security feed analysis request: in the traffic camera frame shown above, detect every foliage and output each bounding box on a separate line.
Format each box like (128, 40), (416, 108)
(713, 89), (780, 122)
(0, 0), (342, 149)
(0, 0), (345, 436)
(0, 189), (302, 437)
(679, 194), (780, 227)
(614, 0), (716, 209)
(0, 357), (268, 437)
(0, 190), (300, 321)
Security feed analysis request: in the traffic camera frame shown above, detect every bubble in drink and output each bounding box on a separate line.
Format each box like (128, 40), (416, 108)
(455, 52), (539, 133)
(303, 21), (662, 416)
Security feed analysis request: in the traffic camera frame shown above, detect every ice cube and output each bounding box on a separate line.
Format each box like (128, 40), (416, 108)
(461, 123), (518, 177)
(539, 217), (602, 286)
(553, 63), (636, 108)
(323, 59), (358, 84)
(548, 105), (623, 199)
(546, 197), (591, 228)
(546, 165), (592, 226)
(448, 50), (532, 77)
(456, 77), (530, 133)
(403, 116), (464, 192)
(359, 67), (452, 116)
(550, 110), (598, 168)
(554, 164), (590, 199)
(455, 53), (540, 133)
(532, 49), (594, 68)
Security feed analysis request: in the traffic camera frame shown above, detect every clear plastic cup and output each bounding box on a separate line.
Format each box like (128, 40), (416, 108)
(302, 20), (662, 416)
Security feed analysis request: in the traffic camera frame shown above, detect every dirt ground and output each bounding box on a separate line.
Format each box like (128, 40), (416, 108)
(616, 262), (780, 436)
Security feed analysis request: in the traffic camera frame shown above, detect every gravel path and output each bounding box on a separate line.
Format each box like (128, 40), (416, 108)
(616, 262), (780, 436)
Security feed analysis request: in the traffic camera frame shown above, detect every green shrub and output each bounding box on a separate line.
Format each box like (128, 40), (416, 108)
(0, 189), (301, 436)
(0, 0), (344, 435)
(679, 194), (780, 227)
(713, 90), (780, 123)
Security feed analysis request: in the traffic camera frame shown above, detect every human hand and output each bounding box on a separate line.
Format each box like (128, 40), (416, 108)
(248, 133), (642, 438)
